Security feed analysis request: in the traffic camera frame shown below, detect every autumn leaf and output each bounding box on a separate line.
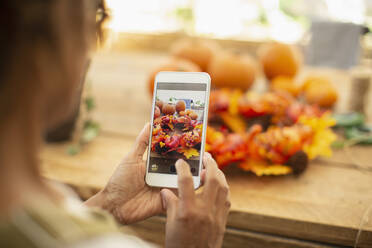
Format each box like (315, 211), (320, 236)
(228, 89), (243, 115)
(194, 124), (203, 131)
(298, 114), (337, 159)
(178, 147), (199, 159)
(239, 159), (292, 176)
(206, 127), (225, 145)
(205, 143), (212, 152)
(220, 112), (247, 133)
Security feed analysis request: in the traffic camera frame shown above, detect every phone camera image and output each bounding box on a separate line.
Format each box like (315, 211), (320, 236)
(149, 82), (207, 176)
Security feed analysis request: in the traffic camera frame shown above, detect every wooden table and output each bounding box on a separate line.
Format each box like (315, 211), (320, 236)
(41, 51), (372, 247)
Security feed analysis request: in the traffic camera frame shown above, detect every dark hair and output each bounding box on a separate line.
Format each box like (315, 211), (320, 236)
(0, 0), (109, 122)
(0, 0), (108, 83)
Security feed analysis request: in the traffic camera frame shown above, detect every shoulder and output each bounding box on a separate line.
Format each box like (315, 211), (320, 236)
(0, 184), (157, 248)
(68, 233), (159, 248)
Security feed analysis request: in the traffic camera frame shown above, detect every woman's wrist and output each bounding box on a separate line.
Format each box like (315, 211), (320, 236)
(84, 188), (127, 224)
(84, 190), (108, 209)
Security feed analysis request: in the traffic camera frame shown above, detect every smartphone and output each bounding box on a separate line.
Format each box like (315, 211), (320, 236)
(145, 71), (211, 189)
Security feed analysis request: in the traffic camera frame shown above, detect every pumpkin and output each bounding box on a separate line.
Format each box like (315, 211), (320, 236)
(258, 42), (302, 80)
(148, 58), (202, 96)
(176, 100), (186, 113)
(270, 76), (300, 97)
(302, 76), (338, 108)
(162, 104), (176, 115)
(207, 51), (256, 90)
(170, 39), (220, 71)
(154, 106), (161, 119)
(156, 100), (164, 110)
(189, 112), (198, 120)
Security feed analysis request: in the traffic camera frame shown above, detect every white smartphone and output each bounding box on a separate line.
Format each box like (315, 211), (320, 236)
(145, 71), (211, 189)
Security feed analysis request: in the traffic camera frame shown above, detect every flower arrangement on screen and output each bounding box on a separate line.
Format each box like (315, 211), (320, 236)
(151, 100), (203, 159)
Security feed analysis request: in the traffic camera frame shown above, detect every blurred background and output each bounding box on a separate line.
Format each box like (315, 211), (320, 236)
(104, 0), (372, 49)
(106, 0), (371, 42)
(77, 0), (372, 139)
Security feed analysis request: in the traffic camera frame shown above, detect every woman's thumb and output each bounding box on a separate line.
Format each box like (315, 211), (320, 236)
(129, 123), (150, 160)
(160, 188), (177, 212)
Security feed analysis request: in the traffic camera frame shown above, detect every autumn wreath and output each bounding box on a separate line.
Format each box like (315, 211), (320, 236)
(151, 100), (203, 160)
(206, 89), (336, 176)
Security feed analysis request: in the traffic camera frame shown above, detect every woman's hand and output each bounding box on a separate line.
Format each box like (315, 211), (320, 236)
(85, 123), (163, 224)
(161, 153), (231, 248)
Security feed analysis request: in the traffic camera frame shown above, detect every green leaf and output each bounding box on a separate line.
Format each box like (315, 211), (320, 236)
(82, 126), (99, 143)
(258, 8), (268, 25)
(331, 140), (345, 149)
(66, 144), (80, 155)
(358, 124), (372, 132)
(344, 127), (372, 145)
(85, 96), (96, 112)
(175, 7), (194, 22)
(345, 127), (363, 140)
(333, 113), (365, 128)
(84, 120), (100, 129)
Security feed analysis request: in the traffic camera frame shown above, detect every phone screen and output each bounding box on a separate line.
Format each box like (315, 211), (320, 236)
(148, 82), (207, 176)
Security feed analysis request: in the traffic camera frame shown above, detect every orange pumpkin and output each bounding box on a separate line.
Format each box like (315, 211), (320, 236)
(189, 112), (198, 120)
(258, 42), (302, 80)
(207, 51), (256, 90)
(301, 76), (338, 108)
(176, 100), (186, 113)
(170, 39), (220, 71)
(148, 59), (202, 96)
(154, 106), (161, 118)
(270, 76), (300, 97)
(162, 104), (176, 115)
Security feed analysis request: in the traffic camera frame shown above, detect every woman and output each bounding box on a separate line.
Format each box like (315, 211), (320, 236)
(0, 1), (231, 247)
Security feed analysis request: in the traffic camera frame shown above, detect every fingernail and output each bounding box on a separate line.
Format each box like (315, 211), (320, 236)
(175, 159), (184, 166)
(175, 159), (184, 172)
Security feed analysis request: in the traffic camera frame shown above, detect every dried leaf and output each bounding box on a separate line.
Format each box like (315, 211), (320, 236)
(239, 159), (292, 176)
(220, 112), (247, 133)
(299, 114), (337, 159)
(178, 147), (199, 159)
(228, 89), (243, 115)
